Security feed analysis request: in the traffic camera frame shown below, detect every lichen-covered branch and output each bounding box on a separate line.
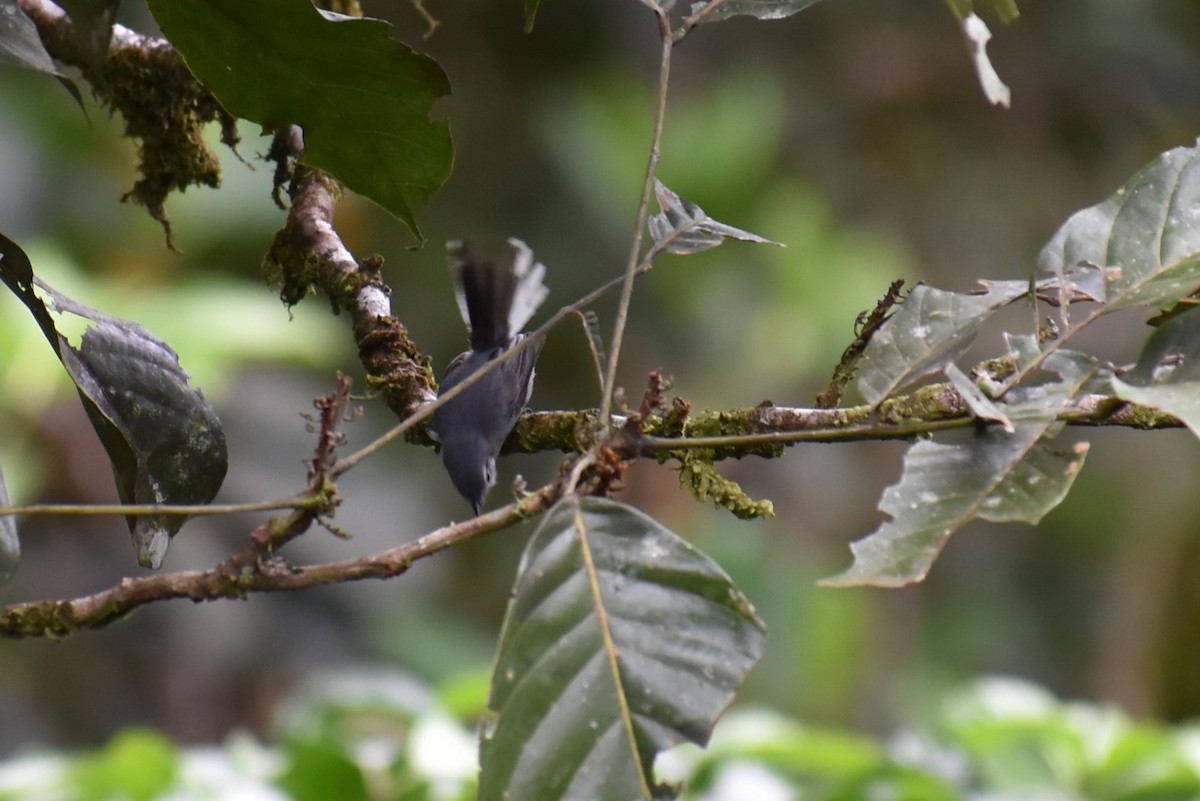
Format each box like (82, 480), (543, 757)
(263, 161), (436, 423)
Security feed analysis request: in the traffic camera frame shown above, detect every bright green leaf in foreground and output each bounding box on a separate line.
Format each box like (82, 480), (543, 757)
(480, 498), (766, 801)
(147, 0), (453, 237)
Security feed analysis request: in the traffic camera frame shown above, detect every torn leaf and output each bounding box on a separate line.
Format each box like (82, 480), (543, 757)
(963, 13), (1011, 108)
(0, 233), (227, 569)
(648, 179), (782, 255)
(826, 350), (1096, 588)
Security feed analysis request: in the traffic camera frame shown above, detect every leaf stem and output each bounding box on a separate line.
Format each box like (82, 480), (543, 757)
(0, 496), (313, 519)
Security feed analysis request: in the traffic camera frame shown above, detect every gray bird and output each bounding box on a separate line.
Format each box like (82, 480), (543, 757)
(434, 239), (548, 515)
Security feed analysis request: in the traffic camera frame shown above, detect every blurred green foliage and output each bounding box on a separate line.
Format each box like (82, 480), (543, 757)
(4, 673), (1200, 801)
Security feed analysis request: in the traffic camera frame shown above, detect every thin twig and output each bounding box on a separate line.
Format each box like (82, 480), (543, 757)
(1, 485), (561, 639)
(597, 8), (674, 431)
(0, 496), (312, 519)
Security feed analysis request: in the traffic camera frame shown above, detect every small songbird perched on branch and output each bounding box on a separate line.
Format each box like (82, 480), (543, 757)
(434, 239), (548, 515)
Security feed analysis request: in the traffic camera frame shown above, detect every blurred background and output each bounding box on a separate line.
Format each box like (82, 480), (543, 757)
(2, 0), (1200, 759)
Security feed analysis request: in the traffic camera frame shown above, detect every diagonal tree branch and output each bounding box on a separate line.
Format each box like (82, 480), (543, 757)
(1, 483), (562, 639)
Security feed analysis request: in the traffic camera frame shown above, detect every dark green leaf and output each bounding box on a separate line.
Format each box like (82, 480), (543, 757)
(826, 352), (1096, 587)
(687, 0), (827, 25)
(855, 281), (1029, 407)
(0, 461), (16, 588)
(480, 497), (766, 801)
(56, 0), (119, 69)
(0, 233), (227, 569)
(525, 0), (541, 32)
(1112, 307), (1200, 439)
(648, 180), (781, 255)
(1038, 141), (1200, 312)
(147, 0), (453, 238)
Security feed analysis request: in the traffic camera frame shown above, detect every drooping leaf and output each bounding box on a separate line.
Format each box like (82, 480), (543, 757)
(648, 179), (781, 255)
(855, 281), (1029, 407)
(147, 0), (453, 238)
(0, 0), (85, 107)
(1038, 141), (1200, 313)
(825, 352), (1096, 588)
(0, 0), (59, 73)
(1112, 307), (1200, 440)
(56, 0), (119, 69)
(686, 0), (827, 25)
(0, 461), (17, 588)
(0, 233), (227, 569)
(480, 497), (766, 801)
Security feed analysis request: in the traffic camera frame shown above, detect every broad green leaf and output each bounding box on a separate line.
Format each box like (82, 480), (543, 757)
(1112, 307), (1200, 440)
(1038, 141), (1200, 312)
(0, 461), (16, 588)
(147, 0), (452, 238)
(826, 352), (1095, 588)
(0, 233), (227, 569)
(855, 281), (1029, 407)
(687, 0), (827, 25)
(648, 180), (782, 255)
(480, 497), (766, 801)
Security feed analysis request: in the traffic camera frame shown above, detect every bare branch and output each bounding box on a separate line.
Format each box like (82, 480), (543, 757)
(1, 485), (561, 639)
